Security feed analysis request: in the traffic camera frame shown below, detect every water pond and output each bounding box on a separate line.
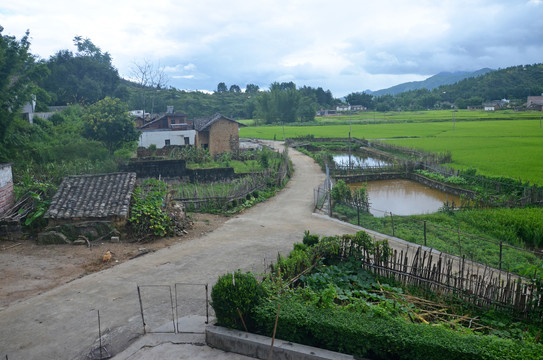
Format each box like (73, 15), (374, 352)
(350, 179), (461, 217)
(333, 153), (391, 168)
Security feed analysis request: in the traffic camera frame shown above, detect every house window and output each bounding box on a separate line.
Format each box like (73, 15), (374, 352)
(184, 137), (190, 145)
(165, 139), (171, 146)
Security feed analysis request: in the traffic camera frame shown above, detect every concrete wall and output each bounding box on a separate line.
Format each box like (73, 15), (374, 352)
(0, 164), (14, 216)
(139, 130), (196, 148)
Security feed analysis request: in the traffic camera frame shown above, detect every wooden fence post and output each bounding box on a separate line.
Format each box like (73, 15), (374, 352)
(457, 228), (462, 256)
(424, 221), (427, 246)
(499, 241), (503, 272)
(390, 212), (395, 237)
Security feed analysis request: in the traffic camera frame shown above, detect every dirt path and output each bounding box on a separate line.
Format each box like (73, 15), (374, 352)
(0, 145), (363, 359)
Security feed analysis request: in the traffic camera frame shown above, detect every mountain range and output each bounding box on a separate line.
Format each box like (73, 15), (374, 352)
(365, 68), (494, 96)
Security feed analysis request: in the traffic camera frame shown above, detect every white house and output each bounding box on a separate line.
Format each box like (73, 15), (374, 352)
(138, 129), (196, 148)
(336, 105), (351, 112)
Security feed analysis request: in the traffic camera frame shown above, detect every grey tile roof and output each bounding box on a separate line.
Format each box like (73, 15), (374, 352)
(44, 172), (136, 220)
(193, 113), (244, 131)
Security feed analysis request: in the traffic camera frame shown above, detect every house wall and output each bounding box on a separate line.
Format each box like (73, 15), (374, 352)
(0, 164), (14, 216)
(139, 130), (196, 148)
(527, 96), (543, 107)
(208, 119), (240, 155)
(196, 131), (210, 150)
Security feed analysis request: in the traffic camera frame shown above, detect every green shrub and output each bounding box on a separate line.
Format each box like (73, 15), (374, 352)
(252, 298), (543, 360)
(128, 179), (173, 238)
(211, 270), (263, 331)
(303, 230), (319, 246)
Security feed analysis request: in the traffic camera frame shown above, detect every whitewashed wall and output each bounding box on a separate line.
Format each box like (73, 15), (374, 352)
(139, 130), (196, 148)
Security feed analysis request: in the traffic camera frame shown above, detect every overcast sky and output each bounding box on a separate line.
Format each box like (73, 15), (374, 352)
(1, 0), (542, 97)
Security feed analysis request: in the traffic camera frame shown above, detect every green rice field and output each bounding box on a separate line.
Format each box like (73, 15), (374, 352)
(240, 116), (543, 184)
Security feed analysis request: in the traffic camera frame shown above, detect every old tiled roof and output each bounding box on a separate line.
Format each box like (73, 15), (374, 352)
(193, 113), (245, 131)
(44, 172), (137, 220)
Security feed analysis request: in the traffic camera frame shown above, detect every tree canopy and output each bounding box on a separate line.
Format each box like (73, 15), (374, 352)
(0, 27), (47, 153)
(82, 97), (139, 153)
(38, 37), (120, 106)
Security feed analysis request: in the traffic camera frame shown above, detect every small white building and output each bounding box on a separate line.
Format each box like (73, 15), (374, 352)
(138, 129), (196, 148)
(336, 105), (351, 112)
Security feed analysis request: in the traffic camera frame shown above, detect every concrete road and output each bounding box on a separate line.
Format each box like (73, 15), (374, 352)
(0, 146), (362, 360)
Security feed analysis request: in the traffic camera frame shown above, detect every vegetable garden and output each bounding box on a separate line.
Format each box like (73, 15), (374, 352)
(211, 232), (543, 360)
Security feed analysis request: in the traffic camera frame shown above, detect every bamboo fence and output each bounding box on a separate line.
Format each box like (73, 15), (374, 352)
(332, 237), (542, 318)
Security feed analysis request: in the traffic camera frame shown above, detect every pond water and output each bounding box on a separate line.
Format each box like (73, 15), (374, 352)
(333, 154), (391, 168)
(350, 179), (461, 217)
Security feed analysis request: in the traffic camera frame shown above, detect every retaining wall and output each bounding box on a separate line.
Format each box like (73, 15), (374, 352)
(206, 326), (360, 360)
(120, 159), (235, 183)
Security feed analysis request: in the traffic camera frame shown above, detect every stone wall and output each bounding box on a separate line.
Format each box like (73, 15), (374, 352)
(0, 164), (14, 216)
(136, 145), (186, 158)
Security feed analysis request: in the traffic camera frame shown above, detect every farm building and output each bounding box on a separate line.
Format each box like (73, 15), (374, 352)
(136, 108), (196, 148)
(44, 172), (136, 227)
(527, 96), (543, 110)
(193, 113), (246, 155)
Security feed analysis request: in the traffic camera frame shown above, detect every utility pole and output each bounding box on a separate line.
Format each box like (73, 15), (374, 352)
(348, 117), (352, 171)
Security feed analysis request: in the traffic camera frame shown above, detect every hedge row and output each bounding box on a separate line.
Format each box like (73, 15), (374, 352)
(252, 297), (543, 360)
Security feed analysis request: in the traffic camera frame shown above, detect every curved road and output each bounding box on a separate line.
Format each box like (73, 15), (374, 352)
(0, 146), (364, 359)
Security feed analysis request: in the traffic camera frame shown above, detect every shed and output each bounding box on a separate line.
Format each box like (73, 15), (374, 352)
(44, 172), (137, 227)
(193, 113), (246, 155)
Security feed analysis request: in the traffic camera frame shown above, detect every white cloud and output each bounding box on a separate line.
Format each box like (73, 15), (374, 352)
(1, 0), (542, 96)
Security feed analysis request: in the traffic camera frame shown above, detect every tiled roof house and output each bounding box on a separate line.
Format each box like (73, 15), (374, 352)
(44, 172), (137, 226)
(193, 113), (246, 155)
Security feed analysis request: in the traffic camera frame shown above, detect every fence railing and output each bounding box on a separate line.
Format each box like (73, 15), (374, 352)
(175, 149), (291, 210)
(332, 237), (541, 318)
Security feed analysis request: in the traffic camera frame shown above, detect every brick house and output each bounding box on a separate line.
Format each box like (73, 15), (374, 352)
(193, 113), (246, 155)
(137, 108), (196, 148)
(0, 163), (14, 217)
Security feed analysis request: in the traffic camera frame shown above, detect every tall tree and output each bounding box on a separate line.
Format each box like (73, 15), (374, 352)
(229, 84), (241, 93)
(82, 97), (139, 153)
(257, 82), (301, 123)
(245, 84), (260, 94)
(130, 59), (169, 114)
(345, 92), (374, 108)
(0, 27), (46, 149)
(40, 37), (119, 105)
(216, 82), (228, 93)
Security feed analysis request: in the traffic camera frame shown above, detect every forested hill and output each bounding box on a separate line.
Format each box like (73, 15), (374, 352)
(434, 63), (543, 104)
(368, 68), (493, 96)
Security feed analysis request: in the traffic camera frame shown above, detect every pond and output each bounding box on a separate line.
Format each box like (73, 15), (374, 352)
(350, 179), (461, 217)
(333, 153), (391, 168)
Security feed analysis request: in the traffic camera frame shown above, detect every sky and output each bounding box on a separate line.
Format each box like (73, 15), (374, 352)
(1, 0), (542, 97)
